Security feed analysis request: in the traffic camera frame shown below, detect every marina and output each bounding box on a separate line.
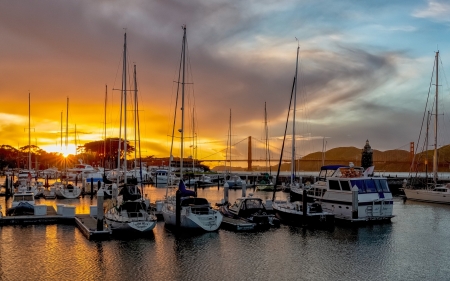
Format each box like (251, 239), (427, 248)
(1, 175), (450, 280)
(3, 2), (450, 280)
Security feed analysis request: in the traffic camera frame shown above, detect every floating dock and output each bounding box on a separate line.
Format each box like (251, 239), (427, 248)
(75, 214), (111, 240)
(0, 205), (111, 240)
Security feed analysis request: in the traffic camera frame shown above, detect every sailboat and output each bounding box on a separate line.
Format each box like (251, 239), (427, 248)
(271, 45), (335, 227)
(17, 92), (42, 197)
(224, 109), (246, 189)
(256, 102), (275, 191)
(54, 97), (82, 199)
(104, 33), (157, 232)
(161, 25), (223, 231)
(404, 51), (450, 204)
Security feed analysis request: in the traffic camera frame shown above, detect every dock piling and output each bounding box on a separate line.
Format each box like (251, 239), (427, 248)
(97, 189), (104, 231)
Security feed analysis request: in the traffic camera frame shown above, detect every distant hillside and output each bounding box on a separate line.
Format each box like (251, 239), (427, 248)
(210, 146), (443, 172)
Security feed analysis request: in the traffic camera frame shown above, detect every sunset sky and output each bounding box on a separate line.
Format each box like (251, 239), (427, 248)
(2, 1), (450, 166)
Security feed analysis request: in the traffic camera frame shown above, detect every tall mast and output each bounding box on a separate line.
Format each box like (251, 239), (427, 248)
(60, 111), (63, 151)
(433, 51), (439, 184)
(134, 64), (138, 170)
(180, 25), (186, 180)
(264, 102), (269, 173)
(74, 124), (77, 156)
(28, 92), (31, 171)
(291, 43), (299, 185)
(123, 32), (128, 184)
(66, 97), (68, 150)
(228, 109), (231, 173)
(104, 85), (107, 169)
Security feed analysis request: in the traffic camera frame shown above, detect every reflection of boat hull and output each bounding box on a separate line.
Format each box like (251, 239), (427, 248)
(404, 188), (450, 204)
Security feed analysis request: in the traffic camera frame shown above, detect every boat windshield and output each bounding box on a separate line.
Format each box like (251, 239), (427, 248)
(350, 179), (391, 194)
(244, 199), (263, 210)
(13, 195), (34, 202)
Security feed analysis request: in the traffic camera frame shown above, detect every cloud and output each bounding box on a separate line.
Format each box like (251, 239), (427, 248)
(413, 0), (450, 22)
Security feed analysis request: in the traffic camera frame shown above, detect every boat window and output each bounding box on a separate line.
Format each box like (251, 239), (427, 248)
(340, 181), (351, 191)
(379, 179), (390, 192)
(329, 180), (341, 190)
(245, 199), (262, 209)
(374, 180), (383, 192)
(307, 189), (315, 196)
(364, 180), (377, 193)
(350, 180), (366, 193)
(314, 188), (322, 197)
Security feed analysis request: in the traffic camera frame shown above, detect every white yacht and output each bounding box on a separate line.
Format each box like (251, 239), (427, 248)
(290, 164), (394, 223)
(152, 169), (180, 185)
(225, 174), (246, 189)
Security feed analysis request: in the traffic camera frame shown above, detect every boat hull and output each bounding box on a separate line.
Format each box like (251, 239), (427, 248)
(105, 217), (157, 232)
(162, 205), (223, 232)
(404, 189), (450, 204)
(273, 202), (334, 227)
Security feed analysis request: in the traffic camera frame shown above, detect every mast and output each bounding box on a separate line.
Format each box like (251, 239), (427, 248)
(104, 85), (107, 170)
(74, 124), (77, 156)
(60, 111), (63, 151)
(291, 43), (299, 185)
(264, 102), (271, 175)
(28, 92), (31, 171)
(117, 32), (127, 185)
(180, 25), (186, 180)
(134, 64), (138, 171)
(433, 51), (439, 185)
(65, 97), (69, 184)
(228, 109), (232, 173)
(123, 32), (128, 184)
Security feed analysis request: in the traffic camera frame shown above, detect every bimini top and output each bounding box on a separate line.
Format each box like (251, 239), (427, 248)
(320, 165), (349, 171)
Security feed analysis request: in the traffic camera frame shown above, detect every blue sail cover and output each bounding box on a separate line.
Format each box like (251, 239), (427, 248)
(178, 180), (196, 197)
(321, 165), (348, 170)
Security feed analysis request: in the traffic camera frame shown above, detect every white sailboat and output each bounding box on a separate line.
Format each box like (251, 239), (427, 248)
(104, 33), (157, 232)
(105, 36), (157, 231)
(404, 51), (450, 204)
(224, 109), (246, 189)
(55, 97), (82, 199)
(256, 102), (275, 191)
(162, 25), (223, 231)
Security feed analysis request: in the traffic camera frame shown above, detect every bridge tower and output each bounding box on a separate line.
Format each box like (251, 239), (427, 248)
(247, 136), (252, 171)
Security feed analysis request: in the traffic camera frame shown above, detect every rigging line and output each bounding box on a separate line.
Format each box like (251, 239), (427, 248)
(410, 56), (436, 177)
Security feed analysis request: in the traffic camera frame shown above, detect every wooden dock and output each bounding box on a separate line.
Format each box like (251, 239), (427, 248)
(75, 214), (111, 240)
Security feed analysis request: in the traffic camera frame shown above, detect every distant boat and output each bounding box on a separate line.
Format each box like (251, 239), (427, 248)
(404, 51), (450, 204)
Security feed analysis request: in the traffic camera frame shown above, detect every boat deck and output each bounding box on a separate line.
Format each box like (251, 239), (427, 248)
(220, 216), (255, 231)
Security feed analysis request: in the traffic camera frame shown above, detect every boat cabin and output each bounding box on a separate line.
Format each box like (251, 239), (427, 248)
(228, 197), (266, 218)
(12, 192), (35, 207)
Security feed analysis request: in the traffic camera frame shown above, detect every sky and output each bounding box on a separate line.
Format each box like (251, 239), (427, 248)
(2, 0), (450, 166)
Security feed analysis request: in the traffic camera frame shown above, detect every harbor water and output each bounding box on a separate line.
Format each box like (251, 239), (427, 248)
(1, 178), (450, 280)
